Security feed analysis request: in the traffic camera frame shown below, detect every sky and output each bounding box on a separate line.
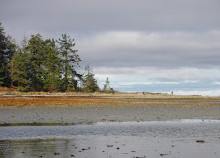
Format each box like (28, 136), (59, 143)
(1, 0), (220, 96)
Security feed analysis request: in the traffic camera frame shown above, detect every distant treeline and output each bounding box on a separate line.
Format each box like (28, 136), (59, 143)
(0, 23), (113, 92)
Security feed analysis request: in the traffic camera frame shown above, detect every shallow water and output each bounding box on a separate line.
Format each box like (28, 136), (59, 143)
(0, 120), (220, 158)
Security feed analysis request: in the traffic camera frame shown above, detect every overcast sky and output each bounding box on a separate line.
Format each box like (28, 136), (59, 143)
(1, 0), (220, 95)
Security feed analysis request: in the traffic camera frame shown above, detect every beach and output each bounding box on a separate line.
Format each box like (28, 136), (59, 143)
(0, 93), (220, 124)
(0, 93), (220, 158)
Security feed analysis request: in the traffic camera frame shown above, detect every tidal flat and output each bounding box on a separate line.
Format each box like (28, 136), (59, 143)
(0, 93), (220, 158)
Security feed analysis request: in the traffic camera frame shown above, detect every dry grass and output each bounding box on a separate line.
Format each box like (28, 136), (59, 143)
(1, 93), (220, 108)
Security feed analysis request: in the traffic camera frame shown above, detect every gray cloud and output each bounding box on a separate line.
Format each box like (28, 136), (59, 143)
(95, 67), (220, 81)
(1, 0), (220, 95)
(78, 31), (220, 68)
(1, 0), (220, 33)
(2, 0), (220, 68)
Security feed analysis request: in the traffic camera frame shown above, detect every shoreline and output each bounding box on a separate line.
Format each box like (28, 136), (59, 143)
(1, 92), (220, 107)
(0, 93), (219, 124)
(1, 93), (220, 158)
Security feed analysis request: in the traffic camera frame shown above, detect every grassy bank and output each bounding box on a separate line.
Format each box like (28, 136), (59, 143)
(1, 90), (220, 108)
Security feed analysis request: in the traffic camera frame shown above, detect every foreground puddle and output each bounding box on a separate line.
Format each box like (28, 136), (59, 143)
(0, 120), (220, 158)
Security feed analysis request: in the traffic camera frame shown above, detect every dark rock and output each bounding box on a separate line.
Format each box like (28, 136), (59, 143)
(196, 140), (205, 143)
(54, 152), (60, 155)
(107, 145), (113, 147)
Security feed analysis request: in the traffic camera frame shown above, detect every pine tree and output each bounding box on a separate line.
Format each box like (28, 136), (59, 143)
(83, 65), (99, 92)
(103, 77), (114, 93)
(9, 33), (83, 92)
(9, 47), (30, 91)
(0, 23), (15, 87)
(103, 77), (110, 91)
(10, 34), (45, 91)
(25, 34), (45, 91)
(42, 39), (62, 91)
(57, 34), (81, 91)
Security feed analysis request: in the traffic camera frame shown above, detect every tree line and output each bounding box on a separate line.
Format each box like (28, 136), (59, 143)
(0, 23), (114, 93)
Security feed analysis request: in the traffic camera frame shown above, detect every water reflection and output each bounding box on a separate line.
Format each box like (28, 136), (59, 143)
(0, 120), (220, 158)
(0, 139), (75, 158)
(0, 136), (220, 158)
(0, 120), (220, 139)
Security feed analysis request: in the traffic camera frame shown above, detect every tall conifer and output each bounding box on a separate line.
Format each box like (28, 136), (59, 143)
(0, 23), (15, 87)
(57, 34), (81, 91)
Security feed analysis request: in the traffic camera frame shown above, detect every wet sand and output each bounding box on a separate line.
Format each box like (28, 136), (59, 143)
(0, 93), (220, 124)
(0, 105), (220, 125)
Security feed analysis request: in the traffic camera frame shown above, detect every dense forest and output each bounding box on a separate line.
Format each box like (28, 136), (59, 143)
(0, 23), (113, 93)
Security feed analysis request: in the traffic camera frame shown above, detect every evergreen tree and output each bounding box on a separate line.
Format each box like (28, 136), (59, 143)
(103, 77), (110, 91)
(10, 47), (30, 91)
(103, 77), (114, 93)
(0, 23), (15, 87)
(10, 34), (46, 91)
(57, 34), (81, 91)
(83, 65), (99, 92)
(25, 34), (45, 91)
(9, 33), (83, 92)
(42, 39), (62, 91)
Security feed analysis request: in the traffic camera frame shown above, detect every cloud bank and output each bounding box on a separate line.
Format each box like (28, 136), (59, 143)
(79, 31), (220, 68)
(1, 0), (220, 95)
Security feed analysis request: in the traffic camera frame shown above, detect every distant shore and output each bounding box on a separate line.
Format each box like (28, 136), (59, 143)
(0, 91), (220, 107)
